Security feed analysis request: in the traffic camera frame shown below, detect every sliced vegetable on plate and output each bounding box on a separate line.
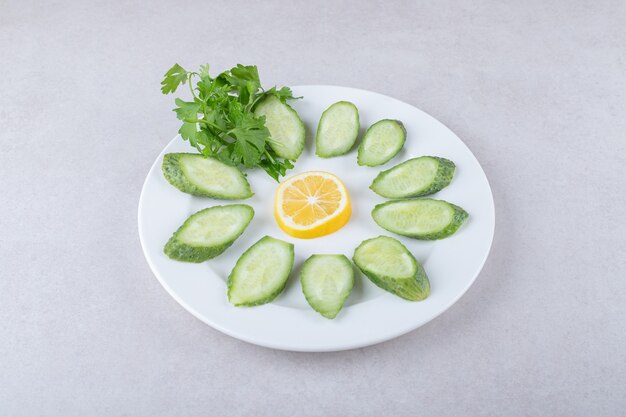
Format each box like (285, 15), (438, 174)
(164, 204), (254, 262)
(300, 254), (354, 319)
(162, 153), (253, 199)
(353, 236), (430, 301)
(228, 236), (295, 306)
(370, 156), (455, 198)
(357, 119), (406, 167)
(254, 95), (306, 161)
(372, 198), (468, 240)
(316, 101), (360, 157)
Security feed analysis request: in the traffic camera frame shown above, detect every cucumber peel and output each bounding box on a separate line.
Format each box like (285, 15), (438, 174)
(164, 204), (254, 262)
(228, 236), (295, 306)
(370, 156), (455, 198)
(357, 119), (406, 166)
(162, 153), (253, 199)
(353, 236), (430, 301)
(300, 254), (354, 319)
(372, 198), (468, 240)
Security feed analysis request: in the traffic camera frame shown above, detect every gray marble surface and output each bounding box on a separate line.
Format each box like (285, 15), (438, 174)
(1, 1), (625, 416)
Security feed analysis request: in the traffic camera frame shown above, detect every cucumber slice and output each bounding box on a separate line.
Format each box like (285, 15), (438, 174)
(357, 119), (406, 166)
(372, 199), (468, 240)
(300, 255), (354, 319)
(162, 153), (253, 200)
(228, 236), (295, 306)
(370, 156), (455, 198)
(164, 204), (254, 262)
(353, 236), (430, 301)
(315, 101), (360, 157)
(254, 95), (306, 161)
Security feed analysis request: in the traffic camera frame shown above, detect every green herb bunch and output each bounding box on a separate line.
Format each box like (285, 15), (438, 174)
(161, 64), (299, 181)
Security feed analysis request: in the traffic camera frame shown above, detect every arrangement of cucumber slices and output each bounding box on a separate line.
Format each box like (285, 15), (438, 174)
(159, 83), (474, 319)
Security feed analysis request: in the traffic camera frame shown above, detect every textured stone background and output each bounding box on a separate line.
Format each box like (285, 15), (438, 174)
(1, 1), (624, 415)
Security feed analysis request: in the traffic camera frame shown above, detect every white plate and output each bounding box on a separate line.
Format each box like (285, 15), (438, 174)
(138, 85), (494, 352)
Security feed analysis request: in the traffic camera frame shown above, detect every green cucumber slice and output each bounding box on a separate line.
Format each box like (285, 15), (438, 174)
(162, 153), (253, 199)
(372, 199), (468, 240)
(370, 156), (455, 198)
(254, 95), (306, 161)
(353, 236), (430, 301)
(315, 101), (360, 157)
(357, 119), (406, 166)
(300, 255), (354, 319)
(228, 236), (295, 306)
(164, 204), (254, 262)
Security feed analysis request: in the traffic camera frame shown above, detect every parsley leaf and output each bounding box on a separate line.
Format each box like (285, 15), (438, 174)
(230, 113), (268, 167)
(178, 121), (200, 149)
(265, 86), (299, 103)
(226, 65), (261, 106)
(173, 98), (201, 121)
(161, 64), (189, 94)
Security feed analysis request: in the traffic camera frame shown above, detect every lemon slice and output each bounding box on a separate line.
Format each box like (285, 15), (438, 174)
(274, 171), (351, 239)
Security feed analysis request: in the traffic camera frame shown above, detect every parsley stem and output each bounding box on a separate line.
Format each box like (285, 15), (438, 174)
(188, 118), (220, 130)
(264, 149), (276, 164)
(248, 96), (262, 112)
(188, 73), (198, 100)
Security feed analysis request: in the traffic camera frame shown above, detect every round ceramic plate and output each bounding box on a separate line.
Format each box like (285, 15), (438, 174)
(138, 85), (494, 352)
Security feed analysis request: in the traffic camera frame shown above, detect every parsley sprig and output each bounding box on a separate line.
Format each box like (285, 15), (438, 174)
(161, 63), (299, 181)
